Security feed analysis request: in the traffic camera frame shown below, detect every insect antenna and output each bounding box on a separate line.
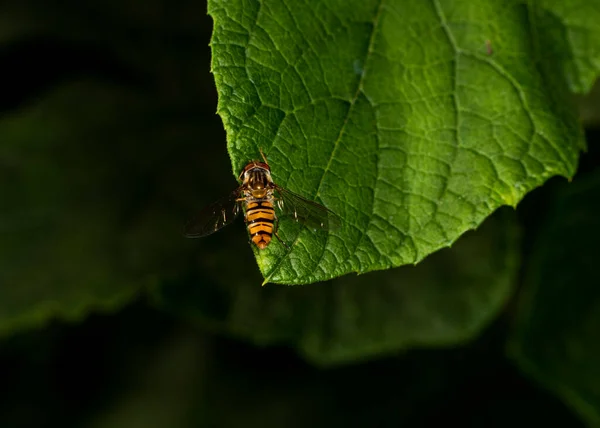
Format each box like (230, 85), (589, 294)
(258, 147), (269, 164)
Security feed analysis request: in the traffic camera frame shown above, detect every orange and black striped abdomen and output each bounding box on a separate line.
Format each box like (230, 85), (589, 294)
(245, 200), (276, 249)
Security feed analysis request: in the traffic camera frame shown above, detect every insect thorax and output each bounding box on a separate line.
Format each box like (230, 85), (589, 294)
(242, 166), (274, 197)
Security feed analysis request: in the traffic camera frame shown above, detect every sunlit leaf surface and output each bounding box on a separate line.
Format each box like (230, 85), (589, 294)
(209, 0), (589, 283)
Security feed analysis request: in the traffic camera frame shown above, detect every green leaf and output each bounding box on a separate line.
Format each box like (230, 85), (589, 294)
(508, 170), (600, 426)
(155, 207), (519, 366)
(208, 0), (592, 284)
(536, 0), (600, 94)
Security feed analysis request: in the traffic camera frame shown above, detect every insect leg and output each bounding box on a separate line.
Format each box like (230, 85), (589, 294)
(273, 217), (290, 250)
(274, 197), (284, 211)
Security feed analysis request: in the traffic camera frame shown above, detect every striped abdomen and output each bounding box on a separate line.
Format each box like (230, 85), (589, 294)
(244, 199), (276, 249)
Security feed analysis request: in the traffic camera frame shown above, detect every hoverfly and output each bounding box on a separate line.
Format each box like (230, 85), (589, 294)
(184, 150), (340, 249)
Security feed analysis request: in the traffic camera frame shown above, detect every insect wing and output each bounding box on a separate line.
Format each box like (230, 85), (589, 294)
(274, 185), (341, 230)
(184, 190), (242, 238)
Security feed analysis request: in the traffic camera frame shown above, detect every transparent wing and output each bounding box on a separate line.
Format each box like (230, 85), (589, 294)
(274, 185), (341, 230)
(184, 189), (242, 238)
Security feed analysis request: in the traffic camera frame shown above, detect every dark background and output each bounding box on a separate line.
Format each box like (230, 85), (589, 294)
(0, 1), (598, 426)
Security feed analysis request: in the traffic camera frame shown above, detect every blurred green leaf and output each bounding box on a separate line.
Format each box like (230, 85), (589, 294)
(0, 81), (225, 334)
(508, 170), (600, 426)
(156, 207), (519, 366)
(208, 0), (592, 284)
(0, 83), (140, 331)
(576, 79), (600, 128)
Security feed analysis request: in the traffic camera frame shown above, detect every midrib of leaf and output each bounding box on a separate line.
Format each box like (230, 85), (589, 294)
(262, 0), (386, 284)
